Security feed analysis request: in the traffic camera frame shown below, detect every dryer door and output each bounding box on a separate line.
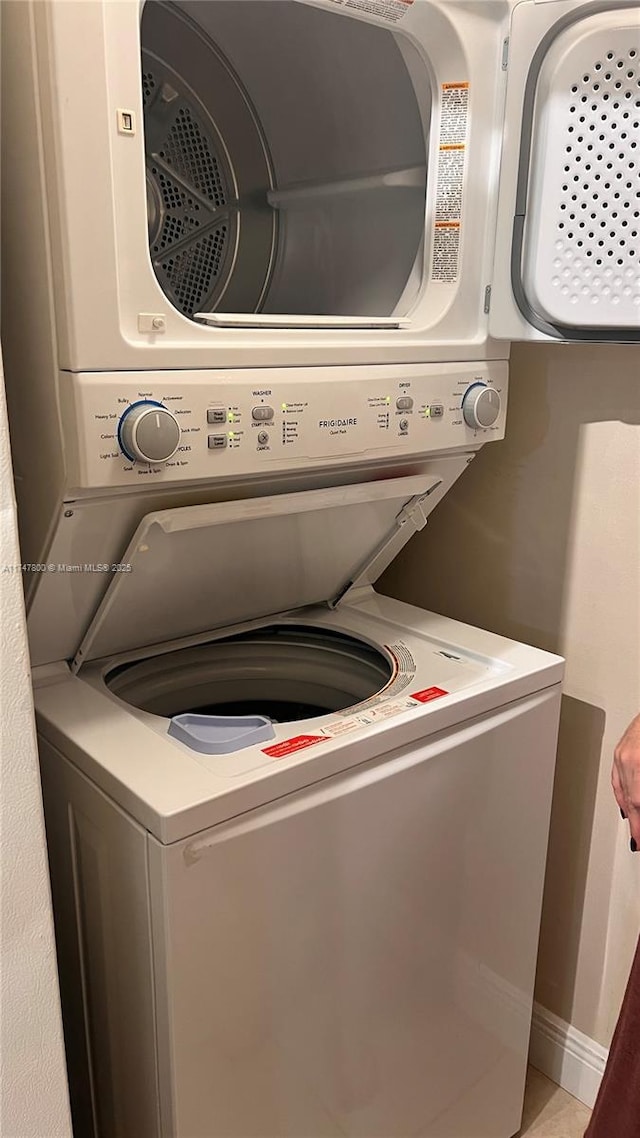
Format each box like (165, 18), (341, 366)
(72, 472), (449, 668)
(490, 0), (640, 342)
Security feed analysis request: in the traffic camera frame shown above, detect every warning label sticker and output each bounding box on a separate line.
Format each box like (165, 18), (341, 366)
(435, 150), (465, 223)
(432, 224), (461, 284)
(440, 83), (470, 147)
(262, 735), (325, 758)
(320, 718), (366, 738)
(410, 687), (449, 704)
(326, 0), (414, 24)
(263, 690), (449, 755)
(358, 699), (417, 723)
(321, 699), (417, 738)
(341, 642), (416, 717)
(432, 83), (469, 283)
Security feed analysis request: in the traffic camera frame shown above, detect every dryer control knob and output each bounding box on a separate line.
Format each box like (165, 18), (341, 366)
(118, 401), (181, 463)
(462, 384), (502, 430)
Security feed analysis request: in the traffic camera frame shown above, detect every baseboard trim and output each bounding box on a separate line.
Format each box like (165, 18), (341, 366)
(529, 1002), (608, 1109)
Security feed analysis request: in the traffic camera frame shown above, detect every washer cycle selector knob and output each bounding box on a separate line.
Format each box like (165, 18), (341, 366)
(462, 384), (502, 430)
(118, 401), (181, 463)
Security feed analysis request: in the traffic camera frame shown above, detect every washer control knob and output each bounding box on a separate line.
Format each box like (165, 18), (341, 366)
(462, 384), (502, 430)
(118, 401), (181, 463)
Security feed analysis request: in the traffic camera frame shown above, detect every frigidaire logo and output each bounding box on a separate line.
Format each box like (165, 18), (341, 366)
(318, 418), (358, 428)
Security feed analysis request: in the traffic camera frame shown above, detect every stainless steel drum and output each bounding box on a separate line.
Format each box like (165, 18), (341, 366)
(141, 0), (428, 321)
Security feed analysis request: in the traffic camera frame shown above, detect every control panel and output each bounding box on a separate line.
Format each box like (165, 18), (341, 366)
(62, 362), (508, 490)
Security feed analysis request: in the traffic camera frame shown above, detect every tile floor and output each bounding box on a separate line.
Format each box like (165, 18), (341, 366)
(517, 1067), (592, 1137)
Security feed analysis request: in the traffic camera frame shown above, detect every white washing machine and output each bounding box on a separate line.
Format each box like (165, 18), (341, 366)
(35, 473), (564, 1138)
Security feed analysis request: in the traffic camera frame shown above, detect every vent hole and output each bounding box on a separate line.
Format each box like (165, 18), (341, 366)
(546, 47), (640, 315)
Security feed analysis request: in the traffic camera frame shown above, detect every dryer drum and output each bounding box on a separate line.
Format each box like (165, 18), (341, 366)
(140, 0), (429, 321)
(141, 2), (277, 318)
(106, 626), (393, 723)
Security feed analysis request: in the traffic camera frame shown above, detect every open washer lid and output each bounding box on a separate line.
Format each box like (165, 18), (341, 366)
(73, 474), (446, 670)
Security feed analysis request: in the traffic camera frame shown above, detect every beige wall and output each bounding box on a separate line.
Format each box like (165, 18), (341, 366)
(382, 342), (640, 1047)
(0, 363), (72, 1137)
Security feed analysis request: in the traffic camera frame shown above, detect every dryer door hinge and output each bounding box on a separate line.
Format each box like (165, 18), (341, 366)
(501, 37), (509, 71)
(484, 285), (492, 314)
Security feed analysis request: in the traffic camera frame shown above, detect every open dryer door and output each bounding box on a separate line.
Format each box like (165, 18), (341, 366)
(490, 0), (640, 342)
(72, 468), (464, 669)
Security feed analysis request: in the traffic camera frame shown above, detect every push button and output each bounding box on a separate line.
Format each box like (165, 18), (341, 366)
(207, 408), (226, 424)
(257, 431), (269, 445)
(252, 406), (274, 421)
(208, 434), (227, 449)
(396, 396), (413, 411)
(430, 404), (444, 419)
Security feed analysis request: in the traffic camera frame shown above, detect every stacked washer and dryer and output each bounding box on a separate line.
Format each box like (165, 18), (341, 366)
(1, 1), (638, 1135)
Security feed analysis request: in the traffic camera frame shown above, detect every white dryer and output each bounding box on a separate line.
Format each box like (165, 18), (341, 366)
(1, 0), (638, 376)
(2, 1), (638, 588)
(35, 474), (564, 1138)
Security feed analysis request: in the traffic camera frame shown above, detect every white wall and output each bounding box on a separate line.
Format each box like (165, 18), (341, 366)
(382, 342), (640, 1048)
(0, 361), (72, 1137)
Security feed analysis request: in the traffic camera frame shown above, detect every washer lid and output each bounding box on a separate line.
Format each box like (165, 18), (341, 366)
(73, 475), (443, 669)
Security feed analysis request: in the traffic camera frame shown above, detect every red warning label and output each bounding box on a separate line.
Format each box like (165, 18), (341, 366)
(262, 735), (325, 758)
(410, 687), (449, 704)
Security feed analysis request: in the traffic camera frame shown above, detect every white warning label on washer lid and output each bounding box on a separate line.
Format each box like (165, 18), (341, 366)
(321, 717), (367, 738)
(321, 699), (417, 737)
(432, 83), (469, 283)
(325, 0), (414, 23)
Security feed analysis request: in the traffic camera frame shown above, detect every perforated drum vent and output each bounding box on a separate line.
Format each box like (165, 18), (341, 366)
(143, 63), (233, 318)
(545, 42), (640, 323)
